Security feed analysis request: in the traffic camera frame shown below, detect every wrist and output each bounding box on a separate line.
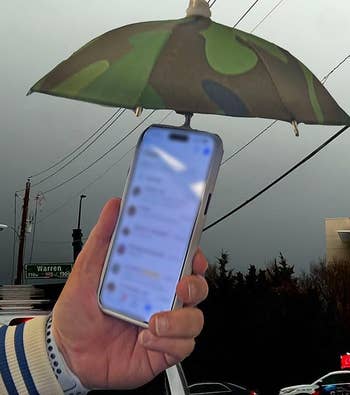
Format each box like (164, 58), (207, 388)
(46, 315), (90, 394)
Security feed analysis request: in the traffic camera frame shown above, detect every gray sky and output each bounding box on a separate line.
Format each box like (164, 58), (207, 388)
(0, 0), (349, 284)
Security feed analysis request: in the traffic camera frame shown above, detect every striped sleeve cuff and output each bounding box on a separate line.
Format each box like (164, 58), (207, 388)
(0, 316), (64, 394)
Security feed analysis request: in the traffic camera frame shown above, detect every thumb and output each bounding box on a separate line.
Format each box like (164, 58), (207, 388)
(90, 197), (121, 242)
(73, 198), (121, 286)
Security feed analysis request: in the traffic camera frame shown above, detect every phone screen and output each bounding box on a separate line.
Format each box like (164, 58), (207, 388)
(99, 125), (216, 323)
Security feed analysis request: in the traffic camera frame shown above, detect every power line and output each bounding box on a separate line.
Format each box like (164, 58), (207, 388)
(41, 110), (156, 195)
(29, 108), (122, 179)
(209, 0), (218, 8)
(321, 54), (350, 84)
(37, 111), (175, 223)
(38, 111), (175, 222)
(203, 125), (350, 232)
(38, 146), (135, 224)
(221, 120), (277, 165)
(32, 109), (126, 188)
(251, 0), (287, 33)
(204, 16), (349, 233)
(158, 110), (174, 125)
(233, 0), (261, 28)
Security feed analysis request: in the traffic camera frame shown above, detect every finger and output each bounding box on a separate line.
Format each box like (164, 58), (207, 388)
(176, 274), (208, 306)
(138, 330), (195, 365)
(192, 248), (208, 276)
(148, 307), (204, 338)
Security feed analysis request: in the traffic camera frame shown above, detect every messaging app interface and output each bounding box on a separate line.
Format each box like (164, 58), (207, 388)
(100, 126), (215, 322)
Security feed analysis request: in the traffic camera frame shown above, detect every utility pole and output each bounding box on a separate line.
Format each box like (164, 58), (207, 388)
(29, 193), (40, 265)
(72, 194), (87, 262)
(15, 179), (31, 285)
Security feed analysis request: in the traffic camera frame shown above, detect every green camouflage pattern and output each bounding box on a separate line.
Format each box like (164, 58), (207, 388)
(29, 16), (349, 126)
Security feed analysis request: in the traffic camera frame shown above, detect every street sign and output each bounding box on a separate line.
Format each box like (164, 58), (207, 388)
(25, 264), (73, 280)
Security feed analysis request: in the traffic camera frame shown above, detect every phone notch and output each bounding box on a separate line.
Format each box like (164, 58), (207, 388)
(169, 133), (189, 142)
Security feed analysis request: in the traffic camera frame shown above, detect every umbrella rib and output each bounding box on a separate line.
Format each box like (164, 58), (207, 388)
(134, 26), (177, 111)
(221, 58), (350, 166)
(249, 43), (295, 122)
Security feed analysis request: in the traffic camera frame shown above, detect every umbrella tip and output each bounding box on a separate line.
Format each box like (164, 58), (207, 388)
(186, 0), (211, 18)
(134, 107), (143, 117)
(291, 120), (300, 137)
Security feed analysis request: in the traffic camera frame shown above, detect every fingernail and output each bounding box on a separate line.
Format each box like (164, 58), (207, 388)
(156, 316), (168, 336)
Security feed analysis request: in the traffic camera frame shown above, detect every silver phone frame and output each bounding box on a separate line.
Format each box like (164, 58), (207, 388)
(97, 124), (223, 328)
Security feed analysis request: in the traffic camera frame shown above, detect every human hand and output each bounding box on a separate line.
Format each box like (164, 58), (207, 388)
(52, 198), (209, 390)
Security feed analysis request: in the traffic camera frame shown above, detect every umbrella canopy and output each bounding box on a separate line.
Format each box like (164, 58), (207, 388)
(29, 0), (349, 127)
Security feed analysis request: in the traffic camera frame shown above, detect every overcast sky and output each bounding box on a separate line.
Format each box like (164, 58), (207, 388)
(0, 0), (349, 284)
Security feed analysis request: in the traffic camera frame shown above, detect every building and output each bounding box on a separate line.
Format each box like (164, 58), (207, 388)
(325, 217), (350, 264)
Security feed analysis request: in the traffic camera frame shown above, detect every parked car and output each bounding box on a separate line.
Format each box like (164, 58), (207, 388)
(279, 371), (350, 395)
(312, 383), (350, 394)
(163, 364), (258, 395)
(188, 381), (258, 394)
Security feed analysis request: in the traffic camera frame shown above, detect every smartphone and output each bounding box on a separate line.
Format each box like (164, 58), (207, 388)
(98, 124), (223, 327)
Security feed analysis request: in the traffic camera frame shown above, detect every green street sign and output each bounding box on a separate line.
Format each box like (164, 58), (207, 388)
(25, 264), (73, 279)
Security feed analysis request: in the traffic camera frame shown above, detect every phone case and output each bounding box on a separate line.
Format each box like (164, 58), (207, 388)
(98, 124), (223, 328)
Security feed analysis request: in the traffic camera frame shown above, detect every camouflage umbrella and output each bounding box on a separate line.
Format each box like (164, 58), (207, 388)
(28, 0), (349, 130)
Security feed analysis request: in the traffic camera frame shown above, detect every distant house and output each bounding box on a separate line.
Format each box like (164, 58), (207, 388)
(325, 217), (350, 264)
